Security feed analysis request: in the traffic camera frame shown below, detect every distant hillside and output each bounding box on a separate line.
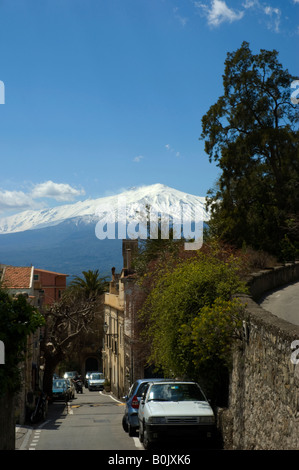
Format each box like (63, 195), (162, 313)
(0, 184), (208, 280)
(0, 218), (123, 280)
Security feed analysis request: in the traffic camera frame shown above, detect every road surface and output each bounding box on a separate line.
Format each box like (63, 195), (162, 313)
(23, 389), (142, 451)
(259, 281), (299, 326)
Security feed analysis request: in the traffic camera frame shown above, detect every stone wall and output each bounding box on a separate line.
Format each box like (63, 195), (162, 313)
(219, 262), (299, 450)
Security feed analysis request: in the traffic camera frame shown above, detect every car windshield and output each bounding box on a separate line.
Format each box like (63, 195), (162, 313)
(147, 383), (206, 402)
(90, 373), (104, 380)
(53, 380), (66, 388)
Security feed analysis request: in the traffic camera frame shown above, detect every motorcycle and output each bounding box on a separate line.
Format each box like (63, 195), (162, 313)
(74, 379), (83, 394)
(30, 391), (48, 424)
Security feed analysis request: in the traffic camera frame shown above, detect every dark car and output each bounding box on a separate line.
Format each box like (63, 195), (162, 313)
(122, 378), (171, 437)
(52, 379), (71, 402)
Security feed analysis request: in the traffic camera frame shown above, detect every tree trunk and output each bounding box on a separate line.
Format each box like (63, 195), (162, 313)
(43, 355), (62, 399)
(0, 392), (15, 450)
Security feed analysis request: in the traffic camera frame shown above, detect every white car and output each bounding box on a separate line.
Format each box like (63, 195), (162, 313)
(138, 381), (216, 449)
(88, 372), (105, 391)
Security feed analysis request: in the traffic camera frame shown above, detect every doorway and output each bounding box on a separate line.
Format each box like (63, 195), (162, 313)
(85, 357), (99, 374)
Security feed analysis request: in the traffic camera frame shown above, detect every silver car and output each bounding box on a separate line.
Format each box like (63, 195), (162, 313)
(88, 372), (105, 391)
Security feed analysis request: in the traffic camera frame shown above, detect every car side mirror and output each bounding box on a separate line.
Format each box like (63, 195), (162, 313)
(140, 391), (146, 404)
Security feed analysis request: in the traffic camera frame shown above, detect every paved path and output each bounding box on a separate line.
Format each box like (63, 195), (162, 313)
(259, 281), (299, 326)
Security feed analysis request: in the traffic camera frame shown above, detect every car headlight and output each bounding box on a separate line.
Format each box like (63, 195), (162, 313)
(148, 417), (166, 424)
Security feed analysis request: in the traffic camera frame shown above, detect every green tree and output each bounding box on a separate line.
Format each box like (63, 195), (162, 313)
(139, 245), (247, 402)
(201, 41), (299, 257)
(69, 269), (108, 300)
(41, 270), (107, 398)
(0, 289), (44, 449)
(132, 232), (183, 278)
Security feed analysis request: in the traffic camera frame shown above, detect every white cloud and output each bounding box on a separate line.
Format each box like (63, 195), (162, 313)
(242, 0), (259, 8)
(0, 180), (85, 215)
(31, 180), (85, 201)
(264, 5), (281, 32)
(195, 0), (284, 32)
(133, 155), (144, 163)
(173, 7), (188, 27)
(195, 0), (244, 27)
(165, 144), (181, 158)
(241, 0), (281, 32)
(0, 190), (34, 213)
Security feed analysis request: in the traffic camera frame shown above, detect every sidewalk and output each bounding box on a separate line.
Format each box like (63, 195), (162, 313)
(15, 424), (33, 450)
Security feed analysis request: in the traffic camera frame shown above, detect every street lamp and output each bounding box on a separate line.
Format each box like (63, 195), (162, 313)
(103, 321), (118, 337)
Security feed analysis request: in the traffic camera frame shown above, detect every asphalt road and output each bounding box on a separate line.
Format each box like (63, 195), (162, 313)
(23, 389), (142, 451)
(259, 281), (299, 326)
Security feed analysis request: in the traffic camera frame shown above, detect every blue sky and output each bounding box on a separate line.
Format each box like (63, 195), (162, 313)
(0, 0), (298, 217)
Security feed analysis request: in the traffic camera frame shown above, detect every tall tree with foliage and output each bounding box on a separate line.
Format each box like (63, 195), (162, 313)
(41, 270), (107, 398)
(0, 289), (44, 449)
(69, 269), (108, 300)
(139, 243), (247, 403)
(201, 41), (299, 258)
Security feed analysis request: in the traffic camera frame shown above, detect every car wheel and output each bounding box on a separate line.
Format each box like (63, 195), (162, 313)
(128, 423), (135, 437)
(122, 415), (128, 433)
(139, 422), (144, 443)
(143, 423), (152, 450)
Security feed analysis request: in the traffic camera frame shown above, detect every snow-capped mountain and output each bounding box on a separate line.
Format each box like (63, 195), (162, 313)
(0, 184), (208, 234)
(0, 184), (208, 277)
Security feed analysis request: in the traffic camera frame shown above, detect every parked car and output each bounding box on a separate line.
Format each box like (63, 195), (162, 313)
(63, 371), (78, 381)
(66, 378), (75, 399)
(88, 372), (105, 391)
(138, 381), (216, 449)
(85, 371), (98, 388)
(122, 378), (172, 437)
(52, 379), (71, 402)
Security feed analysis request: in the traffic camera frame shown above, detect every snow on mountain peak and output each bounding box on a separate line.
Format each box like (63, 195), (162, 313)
(0, 184), (208, 235)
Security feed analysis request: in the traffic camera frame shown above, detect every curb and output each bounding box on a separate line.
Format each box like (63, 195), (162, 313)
(15, 425), (33, 450)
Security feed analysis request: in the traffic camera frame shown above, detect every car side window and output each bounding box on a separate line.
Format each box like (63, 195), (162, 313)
(140, 383), (150, 401)
(137, 382), (149, 397)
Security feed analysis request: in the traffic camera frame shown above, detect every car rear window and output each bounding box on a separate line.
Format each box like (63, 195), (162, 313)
(148, 383), (206, 402)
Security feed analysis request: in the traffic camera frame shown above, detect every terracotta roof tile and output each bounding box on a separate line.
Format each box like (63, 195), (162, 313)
(2, 266), (33, 289)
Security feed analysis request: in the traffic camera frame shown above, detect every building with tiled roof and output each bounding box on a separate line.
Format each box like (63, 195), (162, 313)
(0, 264), (68, 306)
(0, 265), (35, 300)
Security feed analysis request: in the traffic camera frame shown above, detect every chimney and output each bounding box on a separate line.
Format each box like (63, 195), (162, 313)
(111, 267), (115, 281)
(126, 249), (132, 270)
(122, 239), (138, 270)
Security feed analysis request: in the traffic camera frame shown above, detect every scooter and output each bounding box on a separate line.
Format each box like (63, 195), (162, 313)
(74, 379), (83, 394)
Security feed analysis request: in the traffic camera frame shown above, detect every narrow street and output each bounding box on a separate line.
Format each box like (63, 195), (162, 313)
(19, 389), (142, 451)
(16, 388), (220, 453)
